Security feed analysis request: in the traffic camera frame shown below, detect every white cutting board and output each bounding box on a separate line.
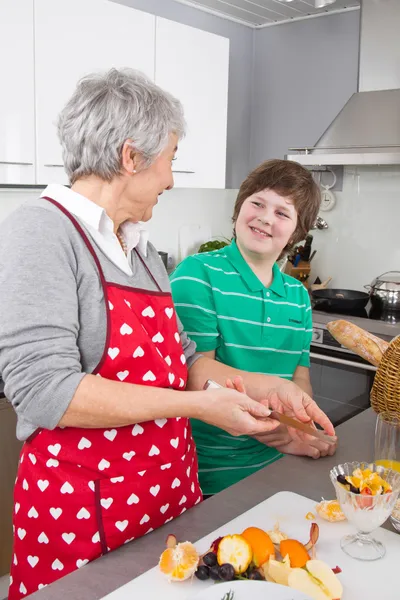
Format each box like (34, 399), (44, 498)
(178, 224), (212, 260)
(101, 491), (400, 600)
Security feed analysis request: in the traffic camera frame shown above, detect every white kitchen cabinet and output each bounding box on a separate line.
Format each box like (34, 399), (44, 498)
(0, 0), (35, 184)
(34, 0), (155, 185)
(155, 18), (229, 189)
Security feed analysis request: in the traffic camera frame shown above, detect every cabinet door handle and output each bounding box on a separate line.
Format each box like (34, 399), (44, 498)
(44, 165), (191, 171)
(0, 161), (33, 166)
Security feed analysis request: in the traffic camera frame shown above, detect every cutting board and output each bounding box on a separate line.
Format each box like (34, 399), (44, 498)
(101, 491), (400, 600)
(178, 224), (212, 260)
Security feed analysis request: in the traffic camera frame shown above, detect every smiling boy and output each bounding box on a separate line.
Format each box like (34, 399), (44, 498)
(170, 159), (325, 495)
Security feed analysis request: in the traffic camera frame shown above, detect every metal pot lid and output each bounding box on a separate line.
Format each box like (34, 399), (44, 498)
(370, 271), (400, 291)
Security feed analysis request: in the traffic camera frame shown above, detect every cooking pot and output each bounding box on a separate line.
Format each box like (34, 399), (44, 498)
(365, 271), (400, 313)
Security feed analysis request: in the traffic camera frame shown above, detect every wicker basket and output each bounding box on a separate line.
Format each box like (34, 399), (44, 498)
(371, 334), (400, 416)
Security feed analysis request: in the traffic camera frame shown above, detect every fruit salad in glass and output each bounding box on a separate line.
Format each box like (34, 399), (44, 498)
(330, 461), (400, 560)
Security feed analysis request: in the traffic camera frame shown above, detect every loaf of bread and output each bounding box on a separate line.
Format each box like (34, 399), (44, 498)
(326, 320), (390, 367)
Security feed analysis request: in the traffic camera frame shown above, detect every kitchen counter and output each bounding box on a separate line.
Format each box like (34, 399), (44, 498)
(29, 409), (394, 600)
(312, 309), (400, 340)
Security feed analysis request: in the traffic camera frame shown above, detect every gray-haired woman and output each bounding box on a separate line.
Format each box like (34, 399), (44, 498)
(0, 68), (333, 598)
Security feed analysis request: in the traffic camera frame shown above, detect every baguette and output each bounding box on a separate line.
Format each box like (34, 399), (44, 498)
(326, 320), (390, 367)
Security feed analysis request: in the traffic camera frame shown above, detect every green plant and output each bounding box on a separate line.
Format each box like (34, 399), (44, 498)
(198, 238), (231, 253)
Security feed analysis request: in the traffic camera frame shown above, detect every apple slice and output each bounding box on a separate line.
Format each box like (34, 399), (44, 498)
(288, 568), (331, 600)
(306, 560), (343, 599)
(288, 559), (343, 600)
(267, 554), (292, 586)
(261, 561), (275, 583)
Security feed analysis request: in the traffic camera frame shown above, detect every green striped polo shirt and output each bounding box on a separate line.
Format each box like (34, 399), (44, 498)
(170, 240), (313, 495)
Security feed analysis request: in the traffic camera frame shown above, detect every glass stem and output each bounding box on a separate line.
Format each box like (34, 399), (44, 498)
(356, 532), (371, 543)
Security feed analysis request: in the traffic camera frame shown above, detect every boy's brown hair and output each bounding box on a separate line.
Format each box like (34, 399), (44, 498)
(232, 159), (321, 255)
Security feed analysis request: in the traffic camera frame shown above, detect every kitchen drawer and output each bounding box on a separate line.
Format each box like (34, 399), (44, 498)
(0, 399), (22, 576)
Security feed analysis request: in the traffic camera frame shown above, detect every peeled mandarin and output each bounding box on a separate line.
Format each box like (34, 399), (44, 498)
(158, 541), (199, 581)
(217, 534), (252, 574)
(315, 500), (346, 523)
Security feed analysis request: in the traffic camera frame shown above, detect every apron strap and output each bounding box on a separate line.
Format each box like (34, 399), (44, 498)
(134, 249), (163, 293)
(43, 196), (108, 290)
(43, 196), (163, 293)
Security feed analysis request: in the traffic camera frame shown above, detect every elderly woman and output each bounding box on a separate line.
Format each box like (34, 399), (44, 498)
(0, 69), (334, 599)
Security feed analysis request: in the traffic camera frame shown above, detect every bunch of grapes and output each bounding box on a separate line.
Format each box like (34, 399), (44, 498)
(195, 551), (264, 583)
(195, 552), (236, 582)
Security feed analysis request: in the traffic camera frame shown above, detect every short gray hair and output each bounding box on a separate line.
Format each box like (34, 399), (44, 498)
(57, 68), (186, 184)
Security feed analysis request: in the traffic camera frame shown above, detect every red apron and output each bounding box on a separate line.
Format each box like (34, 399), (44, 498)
(9, 198), (202, 599)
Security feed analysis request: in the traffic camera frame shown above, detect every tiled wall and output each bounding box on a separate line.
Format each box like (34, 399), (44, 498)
(2, 164), (398, 288)
(0, 188), (42, 223)
(0, 187), (237, 268)
(311, 165), (400, 291)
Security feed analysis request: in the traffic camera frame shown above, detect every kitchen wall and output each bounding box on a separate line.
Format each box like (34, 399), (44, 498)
(250, 10), (360, 169)
(311, 166), (400, 291)
(0, 187), (237, 266)
(0, 2), (364, 270)
(112, 0), (253, 189)
(8, 164), (400, 294)
(114, 1), (360, 182)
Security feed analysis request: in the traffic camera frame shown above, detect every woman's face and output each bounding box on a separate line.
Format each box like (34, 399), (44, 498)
(235, 188), (298, 261)
(124, 133), (177, 222)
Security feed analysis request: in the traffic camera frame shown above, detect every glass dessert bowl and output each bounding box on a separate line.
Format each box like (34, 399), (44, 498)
(330, 461), (400, 561)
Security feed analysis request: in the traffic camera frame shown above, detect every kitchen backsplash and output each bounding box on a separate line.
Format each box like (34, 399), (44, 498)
(1, 166), (398, 287)
(0, 187), (237, 268)
(311, 165), (400, 291)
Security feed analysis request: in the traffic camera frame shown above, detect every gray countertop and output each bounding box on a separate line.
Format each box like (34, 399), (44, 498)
(29, 408), (396, 600)
(312, 309), (400, 340)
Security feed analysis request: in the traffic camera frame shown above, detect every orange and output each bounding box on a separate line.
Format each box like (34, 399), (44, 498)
(280, 539), (310, 568)
(158, 541), (199, 581)
(217, 534), (252, 574)
(241, 526), (275, 566)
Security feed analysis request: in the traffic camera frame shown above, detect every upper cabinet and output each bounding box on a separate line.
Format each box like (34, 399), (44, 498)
(34, 0), (155, 185)
(0, 1), (229, 188)
(155, 18), (229, 189)
(0, 0), (35, 185)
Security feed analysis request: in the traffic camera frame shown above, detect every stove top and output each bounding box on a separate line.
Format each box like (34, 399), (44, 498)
(312, 300), (400, 324)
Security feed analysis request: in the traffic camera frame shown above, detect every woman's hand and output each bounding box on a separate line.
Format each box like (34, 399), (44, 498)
(226, 375), (337, 457)
(195, 387), (280, 437)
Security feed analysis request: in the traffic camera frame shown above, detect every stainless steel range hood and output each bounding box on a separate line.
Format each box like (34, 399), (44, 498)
(287, 0), (400, 166)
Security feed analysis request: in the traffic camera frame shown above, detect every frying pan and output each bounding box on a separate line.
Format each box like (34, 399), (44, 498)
(312, 288), (369, 311)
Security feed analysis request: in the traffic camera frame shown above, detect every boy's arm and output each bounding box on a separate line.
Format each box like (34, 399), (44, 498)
(292, 365), (313, 397)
